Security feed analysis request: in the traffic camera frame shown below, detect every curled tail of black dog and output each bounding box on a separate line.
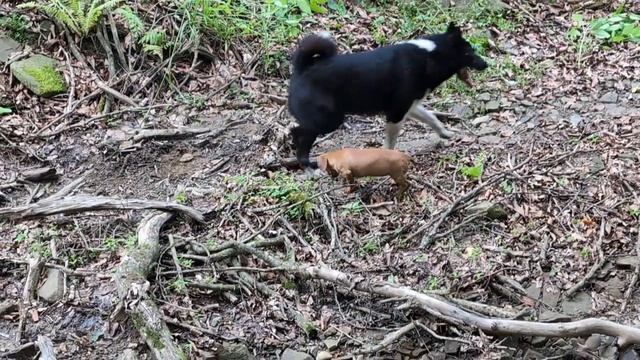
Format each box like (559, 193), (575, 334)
(292, 32), (337, 75)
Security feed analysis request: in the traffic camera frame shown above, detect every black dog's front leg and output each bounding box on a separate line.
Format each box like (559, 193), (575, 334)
(291, 126), (319, 169)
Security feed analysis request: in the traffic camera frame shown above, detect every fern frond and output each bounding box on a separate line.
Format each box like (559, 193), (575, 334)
(115, 6), (145, 39)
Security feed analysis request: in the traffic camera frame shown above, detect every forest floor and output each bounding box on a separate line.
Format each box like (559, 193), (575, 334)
(1, 0), (639, 359)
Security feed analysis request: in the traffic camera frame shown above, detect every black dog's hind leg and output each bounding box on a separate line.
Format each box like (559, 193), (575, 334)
(409, 103), (454, 139)
(384, 104), (414, 149)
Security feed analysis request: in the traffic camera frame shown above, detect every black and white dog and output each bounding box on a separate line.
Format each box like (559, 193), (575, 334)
(287, 23), (488, 169)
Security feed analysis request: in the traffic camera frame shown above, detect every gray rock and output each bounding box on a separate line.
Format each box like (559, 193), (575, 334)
(323, 338), (339, 351)
(9, 54), (67, 97)
(561, 291), (592, 316)
(316, 351), (332, 360)
(603, 276), (625, 299)
(0, 35), (21, 63)
(618, 152), (637, 161)
(485, 100), (501, 111)
(467, 201), (508, 221)
(599, 91), (618, 103)
(604, 103), (629, 117)
(119, 349), (139, 360)
(396, 135), (444, 151)
(568, 114), (583, 126)
(216, 342), (254, 360)
(539, 310), (571, 323)
(589, 155), (606, 174)
(471, 115), (491, 126)
(37, 268), (64, 303)
(616, 256), (640, 269)
(621, 349), (640, 360)
(477, 92), (492, 101)
(478, 135), (501, 145)
(523, 349), (545, 359)
(451, 103), (472, 119)
(443, 340), (460, 354)
(601, 345), (618, 360)
(583, 334), (603, 350)
(281, 349), (313, 360)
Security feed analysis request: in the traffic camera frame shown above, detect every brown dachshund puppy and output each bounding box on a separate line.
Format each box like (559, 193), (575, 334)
(317, 148), (411, 195)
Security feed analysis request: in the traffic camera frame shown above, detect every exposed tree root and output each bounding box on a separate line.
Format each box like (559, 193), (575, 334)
(113, 212), (184, 360)
(0, 195), (204, 222)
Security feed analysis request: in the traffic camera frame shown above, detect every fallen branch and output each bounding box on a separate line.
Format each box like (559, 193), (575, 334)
(357, 322), (417, 354)
(621, 226), (640, 312)
(16, 254), (43, 343)
(129, 119), (244, 143)
(0, 195), (204, 222)
(565, 220), (606, 298)
(113, 212), (185, 360)
(302, 265), (640, 349)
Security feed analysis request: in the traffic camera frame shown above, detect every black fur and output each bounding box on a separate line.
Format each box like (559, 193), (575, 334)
(287, 23), (488, 168)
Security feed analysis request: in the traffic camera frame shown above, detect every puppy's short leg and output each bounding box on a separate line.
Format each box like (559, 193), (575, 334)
(384, 122), (402, 149)
(409, 104), (454, 139)
(391, 173), (409, 197)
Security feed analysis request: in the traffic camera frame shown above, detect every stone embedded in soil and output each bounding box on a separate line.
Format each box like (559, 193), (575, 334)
(216, 342), (254, 360)
(119, 349), (139, 360)
(615, 256), (639, 269)
(478, 135), (501, 145)
(621, 349), (640, 360)
(179, 153), (194, 162)
(568, 113), (583, 126)
(485, 100), (501, 112)
(472, 115), (490, 126)
(467, 201), (508, 221)
(281, 349), (313, 360)
(477, 92), (492, 101)
(451, 103), (473, 119)
(599, 91), (618, 103)
(598, 276), (626, 299)
(443, 340), (460, 354)
(323, 338), (339, 351)
(561, 291), (592, 316)
(589, 155), (606, 174)
(10, 54), (67, 97)
(316, 351), (332, 360)
(539, 310), (571, 323)
(0, 35), (21, 63)
(37, 268), (64, 303)
(584, 334), (604, 350)
(523, 349), (545, 359)
(604, 103), (629, 117)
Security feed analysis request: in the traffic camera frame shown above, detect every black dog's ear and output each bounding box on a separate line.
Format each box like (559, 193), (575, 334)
(447, 22), (461, 36)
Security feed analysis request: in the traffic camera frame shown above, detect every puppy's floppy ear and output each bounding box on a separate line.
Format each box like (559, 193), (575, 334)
(317, 155), (328, 172)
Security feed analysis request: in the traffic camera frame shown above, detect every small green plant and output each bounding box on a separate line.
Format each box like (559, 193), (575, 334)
(0, 107), (12, 115)
(438, 153), (458, 167)
(587, 133), (602, 144)
(282, 278), (296, 290)
(139, 27), (168, 58)
(259, 172), (316, 219)
(14, 230), (29, 243)
(18, 0), (123, 37)
(555, 176), (569, 187)
(341, 200), (364, 216)
(567, 13), (594, 67)
(29, 241), (52, 259)
(359, 239), (380, 254)
(178, 257), (194, 269)
(125, 234), (137, 249)
(425, 276), (441, 291)
(465, 246), (482, 261)
(590, 11), (640, 44)
(104, 236), (119, 251)
(500, 180), (514, 194)
(0, 14), (29, 42)
(460, 154), (485, 181)
(172, 278), (188, 294)
(175, 191), (189, 204)
(68, 253), (84, 268)
(628, 207), (640, 218)
(580, 247), (591, 258)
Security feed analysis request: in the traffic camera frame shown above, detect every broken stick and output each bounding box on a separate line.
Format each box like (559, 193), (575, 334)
(0, 195), (204, 222)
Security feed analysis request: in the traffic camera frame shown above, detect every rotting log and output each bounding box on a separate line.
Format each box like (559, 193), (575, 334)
(0, 195), (204, 222)
(113, 212), (185, 360)
(302, 266), (640, 349)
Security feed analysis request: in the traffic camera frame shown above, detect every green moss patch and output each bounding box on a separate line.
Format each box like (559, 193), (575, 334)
(9, 54), (66, 97)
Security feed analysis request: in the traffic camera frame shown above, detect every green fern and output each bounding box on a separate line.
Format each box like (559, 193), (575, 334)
(140, 27), (167, 58)
(115, 5), (144, 39)
(18, 0), (122, 37)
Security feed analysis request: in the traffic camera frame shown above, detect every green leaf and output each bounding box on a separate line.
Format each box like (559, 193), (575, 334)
(0, 106), (12, 115)
(629, 13), (640, 21)
(571, 13), (583, 23)
(296, 0), (312, 14)
(310, 0), (327, 14)
(611, 34), (626, 43)
(593, 29), (611, 39)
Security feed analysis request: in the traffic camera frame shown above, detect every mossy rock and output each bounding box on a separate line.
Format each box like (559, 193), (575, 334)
(10, 54), (66, 97)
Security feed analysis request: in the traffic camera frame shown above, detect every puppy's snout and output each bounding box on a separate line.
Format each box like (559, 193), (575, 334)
(472, 56), (488, 71)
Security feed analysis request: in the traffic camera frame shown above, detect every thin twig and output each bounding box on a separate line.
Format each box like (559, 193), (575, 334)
(565, 220), (606, 298)
(416, 321), (474, 346)
(357, 322), (417, 354)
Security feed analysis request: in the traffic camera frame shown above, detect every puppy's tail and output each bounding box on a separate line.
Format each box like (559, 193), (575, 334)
(292, 32), (337, 75)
